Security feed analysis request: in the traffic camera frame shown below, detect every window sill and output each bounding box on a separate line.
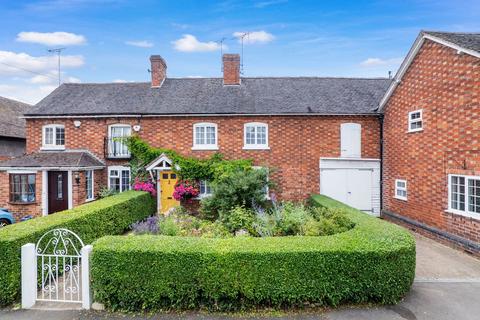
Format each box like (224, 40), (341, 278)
(394, 196), (407, 201)
(195, 194), (212, 200)
(444, 209), (480, 220)
(242, 146), (270, 150)
(191, 146), (219, 151)
(40, 146), (65, 151)
(8, 201), (36, 205)
(85, 198), (96, 203)
(407, 129), (423, 133)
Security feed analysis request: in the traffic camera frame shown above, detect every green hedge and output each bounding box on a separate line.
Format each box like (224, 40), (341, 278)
(91, 194), (416, 311)
(0, 191), (156, 306)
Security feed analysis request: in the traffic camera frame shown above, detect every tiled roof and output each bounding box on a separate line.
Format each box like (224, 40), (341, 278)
(0, 151), (105, 168)
(424, 31), (480, 53)
(0, 96), (31, 138)
(27, 77), (392, 116)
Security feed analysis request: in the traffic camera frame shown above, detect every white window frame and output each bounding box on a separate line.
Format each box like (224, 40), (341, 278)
(394, 179), (407, 201)
(41, 124), (65, 150)
(108, 124), (131, 158)
(197, 180), (213, 199)
(192, 122), (218, 150)
(85, 170), (94, 201)
(447, 174), (480, 219)
(243, 122), (269, 150)
(108, 166), (131, 192)
(408, 109), (423, 133)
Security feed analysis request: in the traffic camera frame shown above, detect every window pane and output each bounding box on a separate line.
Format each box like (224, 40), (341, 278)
(196, 126), (205, 145)
(451, 176), (465, 211)
(468, 178), (480, 213)
(55, 127), (65, 145)
(246, 126), (255, 144)
(257, 126), (266, 144)
(10, 174), (35, 203)
(57, 174), (63, 199)
(121, 170), (130, 192)
(206, 126), (216, 144)
(44, 127), (53, 145)
(86, 171), (93, 199)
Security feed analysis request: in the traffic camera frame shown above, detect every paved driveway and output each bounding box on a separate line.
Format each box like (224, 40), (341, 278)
(2, 233), (480, 320)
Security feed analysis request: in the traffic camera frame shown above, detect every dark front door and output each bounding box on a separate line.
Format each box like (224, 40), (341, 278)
(48, 171), (68, 214)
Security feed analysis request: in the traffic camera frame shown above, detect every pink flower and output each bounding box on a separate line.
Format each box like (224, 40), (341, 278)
(132, 179), (157, 197)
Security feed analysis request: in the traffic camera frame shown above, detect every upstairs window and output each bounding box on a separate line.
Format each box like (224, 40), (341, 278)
(244, 123), (269, 149)
(108, 124), (131, 158)
(108, 166), (130, 192)
(395, 179), (407, 201)
(193, 123), (218, 150)
(408, 110), (423, 132)
(42, 125), (65, 149)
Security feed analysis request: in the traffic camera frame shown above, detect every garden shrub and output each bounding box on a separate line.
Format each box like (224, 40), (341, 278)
(0, 191), (155, 306)
(91, 195), (416, 311)
(200, 168), (269, 220)
(219, 206), (255, 234)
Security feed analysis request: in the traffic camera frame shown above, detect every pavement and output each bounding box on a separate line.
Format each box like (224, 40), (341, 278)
(1, 233), (480, 320)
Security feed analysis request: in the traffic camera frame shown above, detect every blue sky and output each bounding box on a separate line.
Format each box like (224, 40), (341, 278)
(0, 0), (479, 104)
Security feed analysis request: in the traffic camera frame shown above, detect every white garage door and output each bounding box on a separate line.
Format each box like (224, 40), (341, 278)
(320, 159), (380, 216)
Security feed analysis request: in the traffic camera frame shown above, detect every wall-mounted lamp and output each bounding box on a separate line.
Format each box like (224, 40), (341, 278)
(73, 120), (82, 128)
(74, 172), (80, 184)
(133, 124), (141, 132)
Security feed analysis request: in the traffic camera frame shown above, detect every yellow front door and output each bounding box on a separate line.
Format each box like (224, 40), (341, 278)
(160, 171), (179, 213)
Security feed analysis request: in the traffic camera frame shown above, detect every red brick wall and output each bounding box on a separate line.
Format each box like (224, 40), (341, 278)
(26, 115), (380, 202)
(383, 39), (480, 246)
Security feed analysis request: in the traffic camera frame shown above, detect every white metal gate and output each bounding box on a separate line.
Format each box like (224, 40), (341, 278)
(35, 228), (84, 303)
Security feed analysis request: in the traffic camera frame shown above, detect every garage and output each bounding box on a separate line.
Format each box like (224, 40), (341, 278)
(320, 158), (380, 216)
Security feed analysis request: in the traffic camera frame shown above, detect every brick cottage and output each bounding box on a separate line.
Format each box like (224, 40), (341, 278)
(0, 31), (479, 252)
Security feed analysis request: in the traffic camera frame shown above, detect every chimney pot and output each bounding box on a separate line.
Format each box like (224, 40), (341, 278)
(150, 55), (167, 87)
(223, 54), (240, 85)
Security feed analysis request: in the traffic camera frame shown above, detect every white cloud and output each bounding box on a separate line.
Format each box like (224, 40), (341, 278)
(125, 40), (154, 48)
(16, 31), (86, 46)
(0, 50), (84, 76)
(360, 57), (403, 67)
(254, 0), (287, 8)
(0, 84), (57, 104)
(112, 79), (134, 83)
(172, 34), (222, 52)
(233, 31), (274, 44)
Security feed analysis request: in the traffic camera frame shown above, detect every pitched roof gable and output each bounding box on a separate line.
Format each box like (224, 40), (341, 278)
(26, 77), (391, 117)
(378, 31), (480, 111)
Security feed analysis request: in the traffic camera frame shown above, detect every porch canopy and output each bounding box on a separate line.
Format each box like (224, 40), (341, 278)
(0, 151), (105, 170)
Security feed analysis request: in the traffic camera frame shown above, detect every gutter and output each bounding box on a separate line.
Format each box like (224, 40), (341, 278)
(21, 113), (381, 119)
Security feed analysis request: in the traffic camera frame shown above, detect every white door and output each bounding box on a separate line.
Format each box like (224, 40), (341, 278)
(320, 168), (374, 213)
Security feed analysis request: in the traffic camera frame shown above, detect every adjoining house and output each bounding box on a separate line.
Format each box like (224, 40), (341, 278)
(0, 54), (387, 219)
(380, 31), (480, 253)
(0, 96), (30, 161)
(0, 30), (478, 254)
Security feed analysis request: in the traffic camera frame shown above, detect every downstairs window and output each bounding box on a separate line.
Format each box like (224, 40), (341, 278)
(449, 175), (480, 218)
(9, 173), (36, 203)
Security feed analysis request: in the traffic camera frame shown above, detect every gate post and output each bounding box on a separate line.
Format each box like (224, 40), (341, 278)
(21, 243), (36, 309)
(81, 245), (93, 310)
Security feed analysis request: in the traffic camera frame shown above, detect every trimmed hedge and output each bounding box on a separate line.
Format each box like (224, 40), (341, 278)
(91, 195), (416, 311)
(0, 191), (155, 306)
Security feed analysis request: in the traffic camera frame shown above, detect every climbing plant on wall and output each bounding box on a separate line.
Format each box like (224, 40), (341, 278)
(125, 136), (254, 182)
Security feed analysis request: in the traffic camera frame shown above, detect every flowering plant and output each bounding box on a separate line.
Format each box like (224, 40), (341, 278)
(173, 180), (199, 202)
(133, 178), (157, 196)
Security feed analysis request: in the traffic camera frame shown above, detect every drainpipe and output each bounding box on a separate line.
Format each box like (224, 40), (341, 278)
(379, 113), (384, 217)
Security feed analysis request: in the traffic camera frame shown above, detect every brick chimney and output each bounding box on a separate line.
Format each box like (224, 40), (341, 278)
(223, 54), (240, 85)
(150, 55), (167, 88)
